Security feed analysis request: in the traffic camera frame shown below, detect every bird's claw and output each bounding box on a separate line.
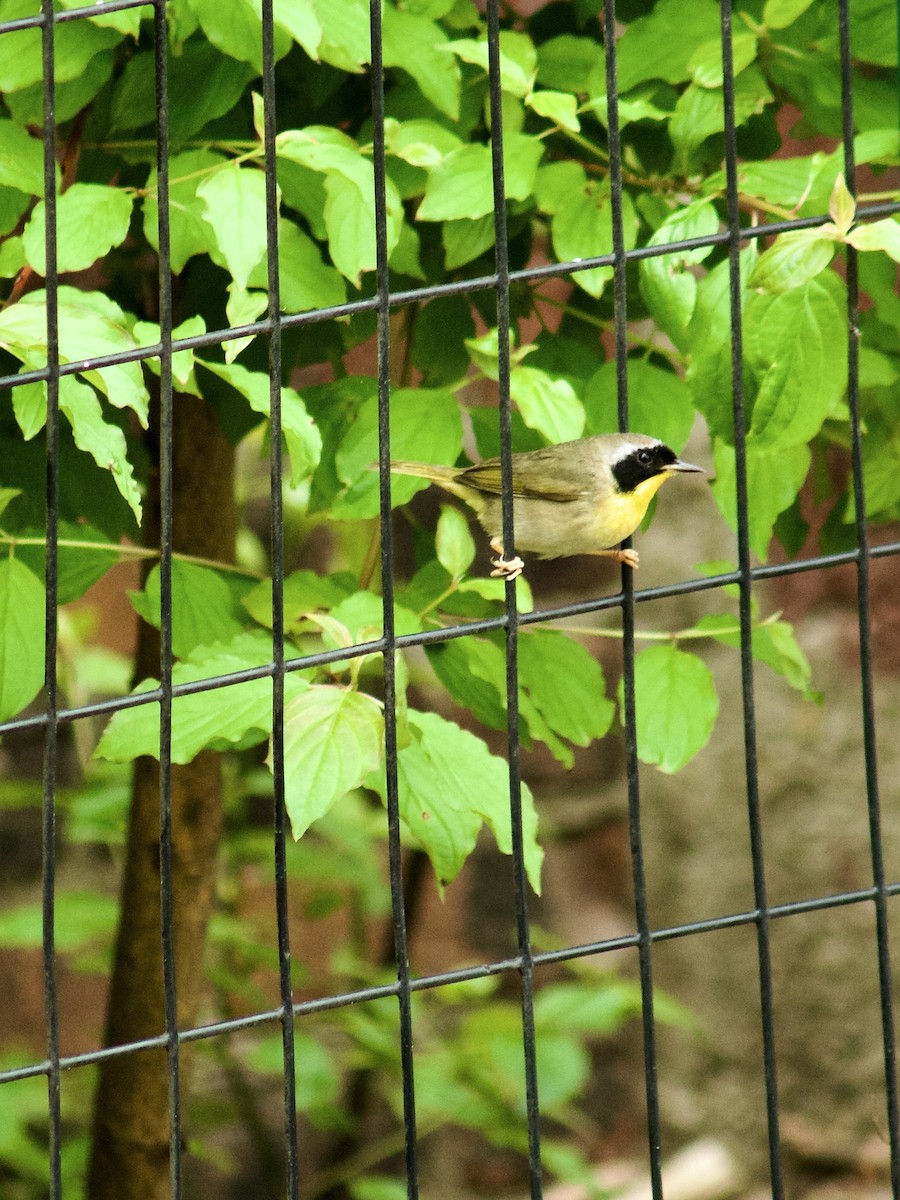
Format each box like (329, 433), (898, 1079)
(615, 548), (640, 570)
(489, 539), (525, 581)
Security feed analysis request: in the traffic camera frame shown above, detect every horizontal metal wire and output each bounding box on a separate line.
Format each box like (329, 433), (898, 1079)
(4, 877), (898, 1088)
(2, 200), (898, 396)
(3, 538), (899, 738)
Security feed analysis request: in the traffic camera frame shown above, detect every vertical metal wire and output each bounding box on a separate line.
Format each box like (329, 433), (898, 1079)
(152, 2), (181, 1193)
(601, 4), (663, 1193)
(837, 3), (900, 1187)
(369, 4), (420, 1195)
(38, 1), (61, 1194)
(259, 2), (301, 1194)
(485, 4), (543, 1196)
(719, 2), (783, 1193)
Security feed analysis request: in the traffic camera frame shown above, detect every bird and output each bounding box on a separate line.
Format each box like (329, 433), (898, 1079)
(390, 433), (704, 580)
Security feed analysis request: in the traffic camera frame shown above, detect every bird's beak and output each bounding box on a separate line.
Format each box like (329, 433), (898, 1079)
(666, 458), (705, 473)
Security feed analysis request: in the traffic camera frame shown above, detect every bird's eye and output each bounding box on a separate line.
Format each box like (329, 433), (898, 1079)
(637, 448), (653, 465)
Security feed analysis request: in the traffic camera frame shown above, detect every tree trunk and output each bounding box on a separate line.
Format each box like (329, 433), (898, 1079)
(88, 393), (236, 1200)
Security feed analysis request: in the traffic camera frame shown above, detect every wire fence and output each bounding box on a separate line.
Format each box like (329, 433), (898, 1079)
(1, 0), (900, 1198)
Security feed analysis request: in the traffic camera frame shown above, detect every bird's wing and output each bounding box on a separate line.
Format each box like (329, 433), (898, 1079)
(460, 445), (591, 503)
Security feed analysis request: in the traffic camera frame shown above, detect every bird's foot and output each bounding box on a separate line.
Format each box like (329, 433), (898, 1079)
(614, 548), (640, 570)
(588, 547), (640, 569)
(489, 538), (525, 581)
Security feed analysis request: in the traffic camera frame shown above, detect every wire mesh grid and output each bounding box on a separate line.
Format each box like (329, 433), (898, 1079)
(0, 0), (899, 1198)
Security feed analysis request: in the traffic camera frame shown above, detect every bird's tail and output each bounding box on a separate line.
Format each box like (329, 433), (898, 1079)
(382, 460), (486, 511)
(388, 460), (460, 485)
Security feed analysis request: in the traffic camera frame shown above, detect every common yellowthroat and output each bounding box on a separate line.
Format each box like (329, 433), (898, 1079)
(391, 433), (704, 580)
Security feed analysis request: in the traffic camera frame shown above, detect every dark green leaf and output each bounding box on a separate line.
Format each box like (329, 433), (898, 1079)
(710, 439), (811, 561)
(0, 556), (45, 722)
(130, 561), (252, 659)
(371, 709), (542, 891)
(614, 0), (721, 91)
(331, 386), (463, 518)
(584, 360), (695, 452)
(639, 200), (720, 350)
(517, 631), (614, 747)
(745, 271), (847, 450)
(382, 6), (460, 119)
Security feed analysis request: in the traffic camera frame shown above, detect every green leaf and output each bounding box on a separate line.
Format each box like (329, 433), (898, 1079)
(763, 0), (814, 28)
(242, 569), (355, 631)
(114, 44), (255, 149)
(503, 133), (544, 202)
(851, 0), (899, 67)
(130, 561), (250, 660)
(0, 120), (48, 197)
(639, 200), (720, 351)
(622, 644), (718, 773)
(686, 247), (756, 442)
(58, 377), (142, 523)
(196, 359), (322, 485)
(277, 129), (402, 282)
(745, 272), (847, 450)
(670, 68), (773, 167)
(426, 637), (508, 731)
(376, 709), (543, 891)
(301, 0), (371, 72)
(534, 160), (586, 215)
(846, 218), (900, 262)
(23, 184), (133, 276)
(197, 165), (270, 291)
(331, 386), (463, 519)
(583, 359), (696, 453)
(143, 150), (223, 274)
(382, 6), (460, 119)
(551, 180), (637, 298)
(0, 289), (149, 423)
(696, 613), (818, 700)
(324, 169), (402, 285)
(134, 315), (205, 395)
(0, 1), (120, 92)
(526, 89), (580, 133)
(615, 0), (721, 91)
(280, 686), (385, 838)
(185, 0), (291, 71)
(247, 220), (347, 313)
(410, 294), (476, 385)
(747, 229), (836, 294)
(828, 173), (856, 235)
(223, 285), (269, 363)
(436, 505), (476, 578)
(0, 556), (45, 722)
(517, 631), (614, 748)
(687, 32), (757, 89)
(96, 633), (307, 764)
(710, 439), (811, 561)
(442, 30), (536, 97)
(58, 0), (142, 34)
(418, 144), (493, 221)
(0, 488), (21, 519)
(536, 34), (598, 93)
(15, 520), (116, 606)
(510, 366), (584, 443)
(442, 214), (496, 268)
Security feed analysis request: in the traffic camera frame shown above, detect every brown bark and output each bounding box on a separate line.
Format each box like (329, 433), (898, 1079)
(88, 393), (236, 1200)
